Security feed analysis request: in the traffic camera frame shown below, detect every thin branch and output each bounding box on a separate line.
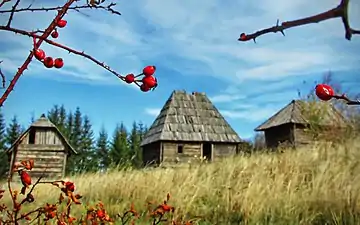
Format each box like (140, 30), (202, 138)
(0, 0), (11, 8)
(333, 94), (360, 105)
(6, 0), (20, 27)
(0, 26), (129, 82)
(0, 0), (76, 107)
(0, 61), (6, 88)
(0, 2), (121, 15)
(238, 0), (360, 42)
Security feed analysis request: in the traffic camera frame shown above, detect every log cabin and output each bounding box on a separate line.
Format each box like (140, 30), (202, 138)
(254, 99), (348, 149)
(5, 114), (76, 181)
(141, 90), (243, 167)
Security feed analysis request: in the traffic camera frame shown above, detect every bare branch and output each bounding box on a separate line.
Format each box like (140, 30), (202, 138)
(0, 25), (127, 82)
(238, 0), (359, 42)
(0, 0), (11, 8)
(0, 2), (121, 15)
(333, 94), (360, 105)
(0, 61), (6, 89)
(6, 0), (20, 27)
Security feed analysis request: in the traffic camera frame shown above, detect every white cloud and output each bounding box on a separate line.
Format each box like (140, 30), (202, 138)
(144, 108), (161, 116)
(220, 108), (276, 122)
(209, 94), (245, 103)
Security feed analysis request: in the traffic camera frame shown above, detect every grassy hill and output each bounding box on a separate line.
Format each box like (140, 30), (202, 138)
(1, 138), (360, 224)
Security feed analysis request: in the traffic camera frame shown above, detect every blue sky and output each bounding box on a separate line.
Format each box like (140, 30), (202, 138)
(0, 0), (359, 140)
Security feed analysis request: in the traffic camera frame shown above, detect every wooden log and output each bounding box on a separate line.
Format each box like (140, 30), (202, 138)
(17, 144), (66, 151)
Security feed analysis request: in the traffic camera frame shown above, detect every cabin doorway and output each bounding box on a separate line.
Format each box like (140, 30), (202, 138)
(202, 142), (212, 161)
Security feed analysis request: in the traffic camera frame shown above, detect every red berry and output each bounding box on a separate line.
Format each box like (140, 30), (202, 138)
(34, 49), (45, 61)
(65, 181), (75, 192)
(54, 58), (64, 69)
(315, 84), (334, 101)
(125, 74), (135, 83)
(142, 65), (156, 77)
(51, 30), (59, 38)
(142, 75), (157, 88)
(43, 57), (54, 68)
(140, 83), (151, 92)
(57, 19), (67, 28)
(239, 33), (247, 41)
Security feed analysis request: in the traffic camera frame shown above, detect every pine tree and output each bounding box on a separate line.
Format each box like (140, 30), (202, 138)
(129, 122), (142, 168)
(78, 115), (97, 172)
(95, 126), (110, 171)
(137, 121), (146, 140)
(0, 110), (8, 178)
(5, 115), (22, 147)
(48, 105), (60, 125)
(65, 111), (74, 141)
(58, 105), (67, 133)
(109, 123), (129, 167)
(65, 111), (75, 174)
(72, 107), (83, 150)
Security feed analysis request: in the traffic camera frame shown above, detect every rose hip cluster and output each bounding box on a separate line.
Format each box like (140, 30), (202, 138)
(125, 65), (158, 92)
(33, 19), (67, 69)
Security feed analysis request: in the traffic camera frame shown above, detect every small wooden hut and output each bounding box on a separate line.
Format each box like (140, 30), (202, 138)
(141, 90), (243, 166)
(6, 114), (76, 181)
(254, 99), (348, 149)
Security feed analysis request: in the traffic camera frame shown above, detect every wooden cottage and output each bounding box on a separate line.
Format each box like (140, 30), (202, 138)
(6, 114), (76, 181)
(141, 90), (243, 166)
(254, 99), (348, 149)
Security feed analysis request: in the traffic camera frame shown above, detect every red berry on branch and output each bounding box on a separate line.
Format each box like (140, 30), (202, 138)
(142, 75), (157, 89)
(125, 74), (135, 83)
(140, 83), (151, 92)
(239, 33), (247, 41)
(51, 30), (59, 38)
(315, 84), (334, 101)
(57, 19), (67, 28)
(54, 58), (64, 69)
(34, 49), (45, 61)
(142, 65), (156, 77)
(43, 57), (54, 68)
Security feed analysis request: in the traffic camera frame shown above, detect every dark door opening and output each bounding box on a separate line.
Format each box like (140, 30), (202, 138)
(29, 129), (36, 144)
(202, 142), (212, 161)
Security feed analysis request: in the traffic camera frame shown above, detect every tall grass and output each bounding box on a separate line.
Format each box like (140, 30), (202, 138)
(2, 138), (360, 224)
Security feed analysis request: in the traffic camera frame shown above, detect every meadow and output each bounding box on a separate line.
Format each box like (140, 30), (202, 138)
(1, 137), (360, 224)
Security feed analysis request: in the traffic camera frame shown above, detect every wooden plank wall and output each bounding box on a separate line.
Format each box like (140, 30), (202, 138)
(21, 128), (63, 145)
(11, 128), (67, 181)
(212, 143), (237, 161)
(161, 142), (201, 166)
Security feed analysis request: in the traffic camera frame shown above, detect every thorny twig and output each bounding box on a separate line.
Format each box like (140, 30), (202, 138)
(0, 2), (121, 15)
(238, 0), (360, 43)
(0, 61), (6, 89)
(0, 26), (138, 84)
(5, 0), (20, 27)
(0, 0), (11, 8)
(0, 0), (76, 107)
(0, 0), (127, 107)
(333, 94), (360, 105)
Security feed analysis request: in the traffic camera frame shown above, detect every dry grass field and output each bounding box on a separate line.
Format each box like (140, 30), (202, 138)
(2, 138), (360, 224)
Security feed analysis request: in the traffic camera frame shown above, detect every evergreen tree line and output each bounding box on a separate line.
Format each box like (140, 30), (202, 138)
(0, 105), (149, 178)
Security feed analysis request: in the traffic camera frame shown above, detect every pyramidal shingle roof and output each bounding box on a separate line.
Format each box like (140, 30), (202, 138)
(255, 99), (348, 131)
(140, 90), (242, 146)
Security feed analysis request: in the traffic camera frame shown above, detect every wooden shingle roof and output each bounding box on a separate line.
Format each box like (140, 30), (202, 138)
(140, 90), (242, 146)
(6, 114), (77, 154)
(255, 99), (348, 131)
